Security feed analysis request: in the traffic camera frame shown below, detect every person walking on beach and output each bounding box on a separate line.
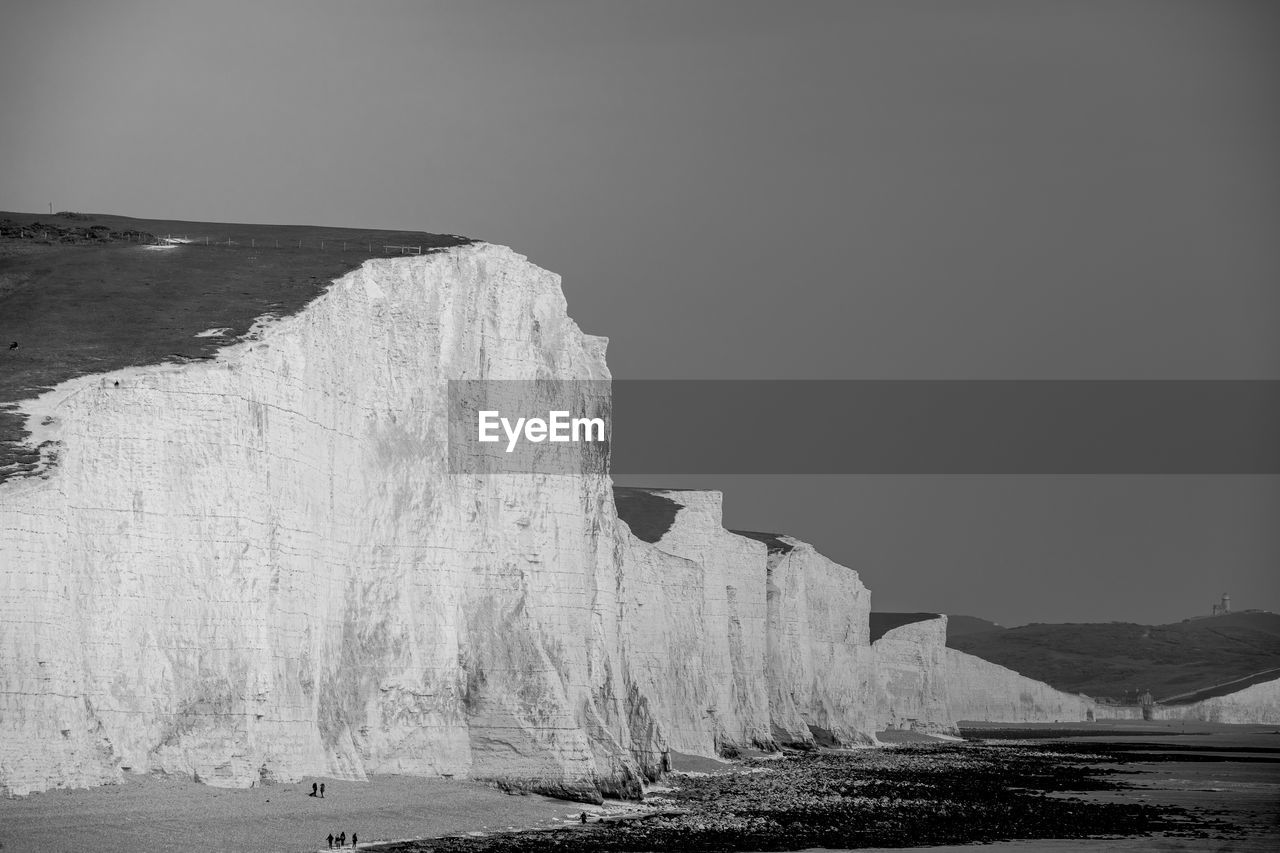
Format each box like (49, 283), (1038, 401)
(351, 831), (358, 847)
(320, 782), (326, 798)
(326, 832), (333, 848)
(338, 831), (346, 846)
(312, 782), (318, 797)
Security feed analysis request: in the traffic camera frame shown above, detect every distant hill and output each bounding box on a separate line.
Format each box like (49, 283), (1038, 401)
(946, 610), (1280, 702)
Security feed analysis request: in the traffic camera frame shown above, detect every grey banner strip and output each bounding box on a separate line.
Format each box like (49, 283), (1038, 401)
(449, 380), (1280, 474)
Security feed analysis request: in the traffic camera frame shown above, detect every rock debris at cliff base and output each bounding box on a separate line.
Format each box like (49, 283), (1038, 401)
(372, 743), (1240, 853)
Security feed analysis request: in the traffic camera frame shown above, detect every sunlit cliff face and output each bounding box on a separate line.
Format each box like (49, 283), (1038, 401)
(0, 245), (883, 799)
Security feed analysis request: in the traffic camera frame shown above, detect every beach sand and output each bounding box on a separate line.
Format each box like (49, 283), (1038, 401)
(0, 774), (593, 853)
(3, 724), (1276, 852)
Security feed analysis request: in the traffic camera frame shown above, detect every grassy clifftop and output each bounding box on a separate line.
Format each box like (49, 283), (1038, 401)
(0, 211), (470, 480)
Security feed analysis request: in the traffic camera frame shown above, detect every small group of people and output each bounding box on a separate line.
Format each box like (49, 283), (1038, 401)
(309, 781), (326, 797)
(326, 830), (357, 848)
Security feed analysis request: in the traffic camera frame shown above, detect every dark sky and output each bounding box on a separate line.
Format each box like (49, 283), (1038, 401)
(2, 1), (1277, 625)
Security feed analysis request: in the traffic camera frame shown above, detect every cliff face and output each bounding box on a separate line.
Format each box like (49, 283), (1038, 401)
(617, 491), (774, 755)
(944, 649), (1093, 724)
(894, 640), (1277, 728)
(871, 615), (953, 734)
(1150, 678), (1280, 725)
(613, 493), (880, 754)
(760, 538), (876, 747)
(0, 245), (649, 799)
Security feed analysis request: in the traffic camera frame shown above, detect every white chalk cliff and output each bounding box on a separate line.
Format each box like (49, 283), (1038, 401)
(877, 623), (1279, 728)
(943, 648), (1094, 724)
(871, 616), (954, 734)
(758, 536), (876, 747)
(873, 617), (1108, 729)
(1, 245), (888, 800)
(611, 492), (880, 755)
(1149, 677), (1280, 725)
(1090, 677), (1280, 725)
(1, 246), (640, 799)
(613, 490), (775, 756)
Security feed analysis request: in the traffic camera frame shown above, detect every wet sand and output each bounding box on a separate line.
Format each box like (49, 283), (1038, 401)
(924, 723), (1280, 853)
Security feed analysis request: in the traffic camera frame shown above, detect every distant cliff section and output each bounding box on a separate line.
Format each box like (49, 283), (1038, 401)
(615, 491), (879, 753)
(878, 611), (1279, 730)
(947, 611), (1280, 703)
(944, 649), (1095, 724)
(1150, 676), (1280, 725)
(753, 534), (876, 748)
(871, 614), (954, 734)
